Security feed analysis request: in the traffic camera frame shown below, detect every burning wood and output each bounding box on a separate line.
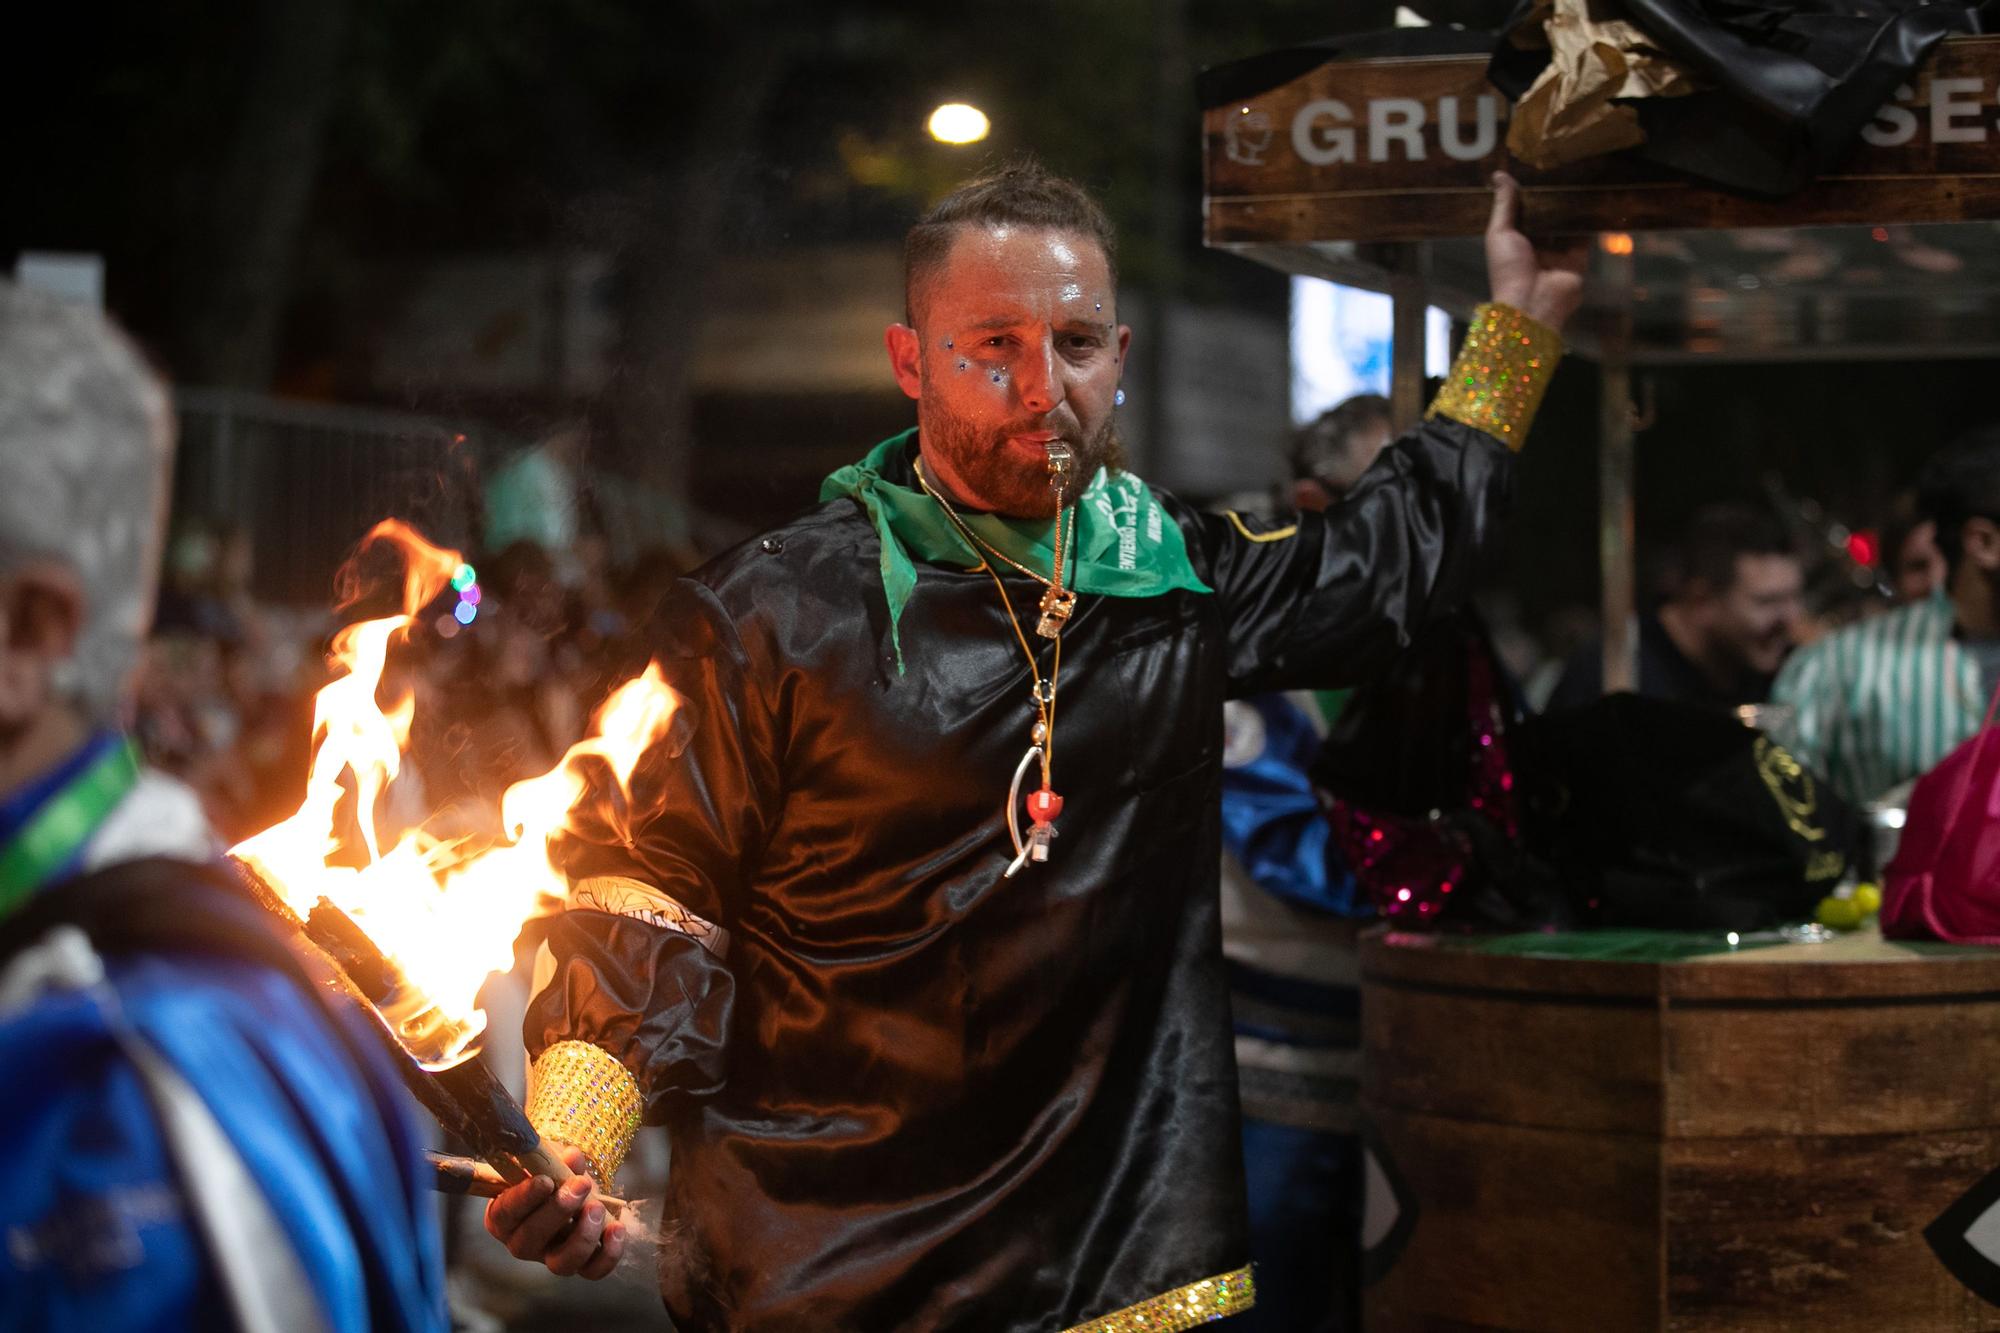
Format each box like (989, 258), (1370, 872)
(231, 853), (625, 1208)
(426, 1151), (516, 1199)
(225, 519), (675, 1205)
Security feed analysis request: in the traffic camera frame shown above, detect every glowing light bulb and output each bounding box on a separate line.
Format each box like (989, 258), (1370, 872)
(928, 103), (990, 145)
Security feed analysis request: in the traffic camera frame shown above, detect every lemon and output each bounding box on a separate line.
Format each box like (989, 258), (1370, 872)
(1852, 883), (1883, 916)
(1816, 896), (1864, 931)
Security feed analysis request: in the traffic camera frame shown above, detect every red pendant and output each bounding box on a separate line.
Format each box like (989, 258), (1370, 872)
(1027, 787), (1063, 825)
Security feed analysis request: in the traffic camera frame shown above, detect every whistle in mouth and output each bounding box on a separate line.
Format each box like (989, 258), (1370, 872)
(1044, 440), (1072, 490)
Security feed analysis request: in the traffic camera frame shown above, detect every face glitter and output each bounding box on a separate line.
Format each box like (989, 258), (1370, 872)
(906, 225), (1125, 515)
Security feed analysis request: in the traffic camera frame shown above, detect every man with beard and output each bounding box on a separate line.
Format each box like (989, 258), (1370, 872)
(1773, 431), (2000, 805)
(1547, 502), (1804, 714)
(484, 161), (1583, 1330)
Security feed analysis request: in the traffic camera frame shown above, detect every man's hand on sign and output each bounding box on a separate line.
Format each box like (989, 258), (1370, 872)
(1485, 171), (1588, 333)
(483, 1144), (627, 1279)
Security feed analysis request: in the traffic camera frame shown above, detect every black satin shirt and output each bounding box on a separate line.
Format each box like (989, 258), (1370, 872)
(532, 423), (1513, 1331)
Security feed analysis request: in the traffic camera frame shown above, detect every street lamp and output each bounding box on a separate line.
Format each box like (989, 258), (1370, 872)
(928, 103), (990, 145)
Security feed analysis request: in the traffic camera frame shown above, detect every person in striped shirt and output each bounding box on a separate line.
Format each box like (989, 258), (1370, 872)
(1772, 431), (2000, 805)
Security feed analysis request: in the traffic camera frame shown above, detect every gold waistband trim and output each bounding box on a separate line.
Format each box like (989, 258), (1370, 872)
(1063, 1266), (1255, 1332)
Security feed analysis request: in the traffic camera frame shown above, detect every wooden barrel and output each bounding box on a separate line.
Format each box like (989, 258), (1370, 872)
(1359, 927), (2000, 1331)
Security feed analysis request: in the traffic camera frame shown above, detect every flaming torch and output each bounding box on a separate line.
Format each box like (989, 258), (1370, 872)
(228, 521), (678, 1207)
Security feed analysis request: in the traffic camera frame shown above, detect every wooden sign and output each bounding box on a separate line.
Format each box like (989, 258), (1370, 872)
(1205, 35), (2000, 245)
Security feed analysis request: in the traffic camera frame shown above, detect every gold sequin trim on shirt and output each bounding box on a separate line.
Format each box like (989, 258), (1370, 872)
(526, 1040), (643, 1189)
(1064, 1266), (1256, 1332)
(1427, 302), (1563, 449)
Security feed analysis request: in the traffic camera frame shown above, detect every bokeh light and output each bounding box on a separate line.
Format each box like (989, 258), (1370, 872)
(928, 103), (990, 145)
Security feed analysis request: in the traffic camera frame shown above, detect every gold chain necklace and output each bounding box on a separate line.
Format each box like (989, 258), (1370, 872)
(916, 453), (1078, 638)
(914, 453), (1076, 875)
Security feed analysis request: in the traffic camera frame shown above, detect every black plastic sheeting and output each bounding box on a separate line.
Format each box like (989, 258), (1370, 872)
(1491, 0), (2000, 197)
(1204, 4), (2000, 200)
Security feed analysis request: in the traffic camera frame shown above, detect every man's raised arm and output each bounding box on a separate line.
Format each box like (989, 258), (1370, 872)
(1188, 173), (1587, 697)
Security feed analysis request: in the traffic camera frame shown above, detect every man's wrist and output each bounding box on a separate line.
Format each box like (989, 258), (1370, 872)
(526, 1040), (644, 1190)
(1515, 296), (1574, 335)
(1426, 303), (1564, 449)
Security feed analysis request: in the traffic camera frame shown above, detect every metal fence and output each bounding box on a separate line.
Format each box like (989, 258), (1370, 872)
(172, 390), (516, 604)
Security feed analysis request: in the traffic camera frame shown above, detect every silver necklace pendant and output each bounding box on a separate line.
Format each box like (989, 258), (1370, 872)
(1004, 745), (1064, 878)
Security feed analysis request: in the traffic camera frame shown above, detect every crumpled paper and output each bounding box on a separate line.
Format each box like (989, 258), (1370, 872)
(1504, 0), (1699, 169)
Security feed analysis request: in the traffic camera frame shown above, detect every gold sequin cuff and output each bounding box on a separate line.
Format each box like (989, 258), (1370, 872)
(526, 1041), (643, 1188)
(1064, 1266), (1255, 1332)
(1427, 302), (1563, 449)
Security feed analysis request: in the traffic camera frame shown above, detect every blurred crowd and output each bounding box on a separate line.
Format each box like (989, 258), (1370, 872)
(135, 514), (697, 849)
(135, 428), (1953, 852)
(125, 512), (707, 1325)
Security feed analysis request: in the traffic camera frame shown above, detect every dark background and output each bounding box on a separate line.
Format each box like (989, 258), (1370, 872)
(9, 0), (1994, 630)
(15, 6), (1996, 1326)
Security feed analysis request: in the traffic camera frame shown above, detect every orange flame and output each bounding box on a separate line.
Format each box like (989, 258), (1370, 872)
(232, 521), (678, 1068)
(349, 518), (463, 622)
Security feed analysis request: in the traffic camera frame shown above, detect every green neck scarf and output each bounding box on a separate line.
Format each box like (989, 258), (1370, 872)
(821, 429), (1211, 671)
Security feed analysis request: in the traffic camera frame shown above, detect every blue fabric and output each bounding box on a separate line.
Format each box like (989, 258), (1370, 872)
(1224, 961), (1360, 1050)
(0, 734), (120, 845)
(0, 732), (125, 887)
(0, 945), (447, 1331)
(1236, 1118), (1362, 1333)
(1219, 695), (1370, 918)
(1223, 696), (1367, 1329)
(0, 984), (218, 1332)
(1224, 958), (1362, 1019)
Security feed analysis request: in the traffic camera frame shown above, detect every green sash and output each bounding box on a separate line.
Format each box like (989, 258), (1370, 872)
(0, 738), (142, 922)
(821, 430), (1211, 671)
